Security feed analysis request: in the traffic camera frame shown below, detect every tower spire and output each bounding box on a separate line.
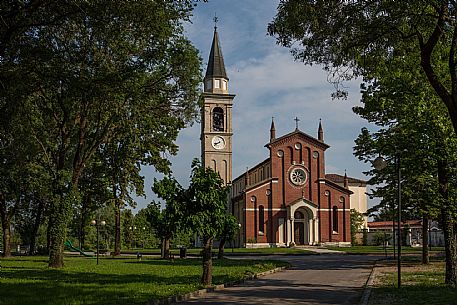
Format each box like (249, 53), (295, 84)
(270, 117), (276, 141)
(318, 119), (324, 141)
(205, 21), (227, 80)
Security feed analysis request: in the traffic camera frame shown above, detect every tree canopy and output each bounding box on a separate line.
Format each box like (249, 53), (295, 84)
(0, 0), (202, 267)
(268, 1), (457, 134)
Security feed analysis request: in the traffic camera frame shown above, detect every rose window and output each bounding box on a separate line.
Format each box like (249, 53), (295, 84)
(289, 168), (307, 186)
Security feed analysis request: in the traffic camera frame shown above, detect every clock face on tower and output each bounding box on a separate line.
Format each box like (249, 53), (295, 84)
(211, 136), (226, 150)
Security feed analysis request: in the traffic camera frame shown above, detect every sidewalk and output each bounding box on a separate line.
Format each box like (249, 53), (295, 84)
(174, 254), (380, 305)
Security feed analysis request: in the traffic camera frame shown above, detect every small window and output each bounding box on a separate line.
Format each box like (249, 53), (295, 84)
(214, 79), (220, 88)
(206, 80), (212, 90)
(212, 107), (224, 131)
(259, 205), (265, 233)
(222, 80), (227, 90)
(333, 206), (338, 233)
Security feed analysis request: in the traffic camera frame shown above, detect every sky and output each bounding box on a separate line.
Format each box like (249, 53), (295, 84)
(134, 0), (375, 211)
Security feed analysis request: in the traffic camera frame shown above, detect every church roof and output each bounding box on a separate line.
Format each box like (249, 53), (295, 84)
(266, 129), (329, 150)
(326, 174), (367, 187)
(317, 178), (353, 195)
(205, 28), (228, 79)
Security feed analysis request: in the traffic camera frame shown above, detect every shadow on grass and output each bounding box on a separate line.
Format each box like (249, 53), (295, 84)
(370, 285), (457, 305)
(0, 257), (285, 305)
(0, 268), (200, 305)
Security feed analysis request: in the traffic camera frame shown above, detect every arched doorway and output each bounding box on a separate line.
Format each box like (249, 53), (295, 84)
(294, 210), (309, 245)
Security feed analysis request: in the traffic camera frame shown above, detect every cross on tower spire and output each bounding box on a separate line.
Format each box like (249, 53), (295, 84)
(294, 117), (300, 130)
(213, 13), (218, 30)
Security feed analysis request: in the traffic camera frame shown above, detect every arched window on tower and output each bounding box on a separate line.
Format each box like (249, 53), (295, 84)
(259, 205), (265, 233)
(333, 206), (339, 233)
(213, 107), (224, 131)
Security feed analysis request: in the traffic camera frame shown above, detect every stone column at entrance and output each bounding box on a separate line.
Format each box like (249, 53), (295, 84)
(314, 217), (319, 245)
(309, 218), (314, 245)
(290, 218), (295, 244)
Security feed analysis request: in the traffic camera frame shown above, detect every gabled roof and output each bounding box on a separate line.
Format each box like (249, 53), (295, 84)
(317, 178), (353, 195)
(265, 129), (329, 150)
(205, 28), (227, 79)
(232, 158), (270, 184)
(326, 174), (367, 186)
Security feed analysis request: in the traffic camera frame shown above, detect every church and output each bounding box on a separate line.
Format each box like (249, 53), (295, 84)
(201, 25), (363, 247)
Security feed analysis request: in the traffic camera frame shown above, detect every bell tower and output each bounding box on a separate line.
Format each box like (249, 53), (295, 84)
(201, 22), (235, 185)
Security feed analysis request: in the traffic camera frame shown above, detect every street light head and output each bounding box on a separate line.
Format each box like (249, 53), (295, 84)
(100, 220), (106, 226)
(91, 220), (96, 226)
(373, 156), (388, 171)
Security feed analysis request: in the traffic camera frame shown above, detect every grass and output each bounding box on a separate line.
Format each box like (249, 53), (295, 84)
(0, 255), (287, 305)
(325, 245), (444, 254)
(369, 260), (457, 305)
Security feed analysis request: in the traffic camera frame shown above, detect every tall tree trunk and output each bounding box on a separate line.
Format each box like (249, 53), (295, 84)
(48, 192), (73, 268)
(79, 195), (92, 250)
(161, 238), (170, 259)
(217, 238), (226, 259)
(29, 198), (46, 255)
(0, 196), (14, 257)
(1, 218), (12, 257)
(422, 217), (429, 264)
(114, 197), (121, 256)
(438, 159), (456, 285)
(201, 237), (213, 286)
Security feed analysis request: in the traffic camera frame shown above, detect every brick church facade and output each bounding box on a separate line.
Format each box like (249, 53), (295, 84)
(230, 122), (352, 247)
(201, 24), (353, 247)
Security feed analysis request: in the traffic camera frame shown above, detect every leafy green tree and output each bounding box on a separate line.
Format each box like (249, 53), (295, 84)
(268, 1), (457, 282)
(352, 47), (456, 280)
(150, 176), (185, 259)
(350, 209), (365, 246)
(1, 1), (201, 267)
(0, 98), (47, 257)
(217, 215), (240, 259)
(268, 1), (457, 135)
(133, 209), (156, 249)
(185, 159), (228, 286)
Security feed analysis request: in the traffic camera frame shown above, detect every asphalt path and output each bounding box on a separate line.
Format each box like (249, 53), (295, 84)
(175, 254), (381, 305)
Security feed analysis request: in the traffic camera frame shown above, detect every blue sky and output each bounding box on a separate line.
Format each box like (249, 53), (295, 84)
(134, 0), (374, 211)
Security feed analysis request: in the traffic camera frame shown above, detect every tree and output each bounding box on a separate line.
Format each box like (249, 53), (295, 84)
(268, 1), (457, 135)
(149, 176), (185, 259)
(1, 0), (201, 268)
(350, 209), (365, 246)
(185, 159), (228, 286)
(352, 47), (456, 281)
(269, 1), (457, 284)
(217, 215), (240, 259)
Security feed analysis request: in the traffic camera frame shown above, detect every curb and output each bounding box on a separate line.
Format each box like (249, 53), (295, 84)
(359, 260), (379, 305)
(146, 265), (289, 305)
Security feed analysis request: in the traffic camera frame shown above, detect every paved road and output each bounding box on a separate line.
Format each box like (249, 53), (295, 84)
(176, 254), (380, 305)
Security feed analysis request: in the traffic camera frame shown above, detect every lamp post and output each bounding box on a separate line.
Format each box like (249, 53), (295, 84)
(373, 153), (402, 288)
(91, 218), (106, 265)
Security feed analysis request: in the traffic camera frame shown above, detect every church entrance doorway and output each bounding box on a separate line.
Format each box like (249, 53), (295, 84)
(294, 222), (305, 245)
(294, 210), (309, 245)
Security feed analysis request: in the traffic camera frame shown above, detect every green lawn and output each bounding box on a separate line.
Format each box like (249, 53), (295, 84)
(369, 261), (457, 305)
(0, 256), (287, 305)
